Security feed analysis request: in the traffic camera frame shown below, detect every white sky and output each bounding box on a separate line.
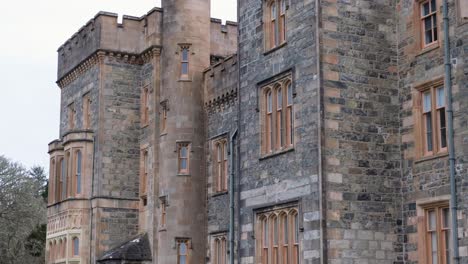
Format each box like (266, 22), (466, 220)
(0, 0), (236, 171)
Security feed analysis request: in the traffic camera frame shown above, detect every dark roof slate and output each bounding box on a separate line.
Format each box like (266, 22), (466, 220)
(97, 233), (152, 262)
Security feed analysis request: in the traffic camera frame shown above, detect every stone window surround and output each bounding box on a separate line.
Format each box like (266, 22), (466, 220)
(254, 204), (300, 264)
(263, 0), (288, 51)
(178, 43), (192, 81)
(140, 147), (149, 201)
(212, 137), (229, 194)
(82, 92), (92, 130)
(176, 141), (191, 175)
(175, 238), (192, 264)
(211, 233), (228, 264)
(414, 0), (442, 53)
(160, 99), (169, 135)
(68, 102), (76, 130)
(413, 77), (448, 159)
(258, 71), (294, 158)
(416, 195), (451, 264)
(141, 85), (150, 127)
(159, 195), (168, 231)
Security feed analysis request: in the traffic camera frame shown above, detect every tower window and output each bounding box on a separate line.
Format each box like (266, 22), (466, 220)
(141, 87), (150, 126)
(68, 103), (76, 130)
(75, 150), (82, 195)
(140, 149), (149, 198)
(177, 239), (190, 264)
(180, 46), (190, 78)
(83, 93), (91, 129)
(72, 237), (79, 256)
(178, 143), (190, 174)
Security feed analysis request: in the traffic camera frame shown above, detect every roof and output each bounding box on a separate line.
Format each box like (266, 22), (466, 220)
(98, 233), (152, 263)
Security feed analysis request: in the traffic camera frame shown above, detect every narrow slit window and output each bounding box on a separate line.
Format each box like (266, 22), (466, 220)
(75, 150), (82, 195)
(286, 83), (293, 146)
(178, 144), (190, 174)
(178, 240), (189, 264)
(181, 48), (189, 77)
(266, 90), (273, 153)
(72, 237), (79, 256)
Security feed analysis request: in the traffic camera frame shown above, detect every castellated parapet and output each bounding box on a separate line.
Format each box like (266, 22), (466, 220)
(57, 8), (163, 80)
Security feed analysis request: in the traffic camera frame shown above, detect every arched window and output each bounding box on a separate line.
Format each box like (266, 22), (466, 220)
(286, 82), (293, 146)
(60, 157), (67, 201)
(72, 237), (79, 256)
(262, 217), (269, 264)
(266, 90), (273, 153)
(53, 240), (57, 261)
(223, 141), (228, 191)
(258, 207), (299, 264)
(270, 2), (277, 48)
(271, 215), (279, 264)
(62, 237), (67, 259)
(262, 77), (293, 155)
(48, 241), (53, 262)
(75, 150), (82, 195)
(49, 159), (55, 204)
(178, 240), (189, 264)
(216, 143), (223, 192)
(291, 210), (299, 264)
(276, 87), (283, 149)
(58, 239), (63, 259)
(279, 0), (287, 43)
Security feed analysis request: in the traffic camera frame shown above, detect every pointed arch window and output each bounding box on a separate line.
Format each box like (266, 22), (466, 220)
(262, 76), (293, 155)
(258, 206), (299, 264)
(178, 143), (190, 174)
(213, 235), (227, 264)
(213, 138), (229, 193)
(180, 46), (190, 78)
(265, 0), (287, 50)
(177, 239), (190, 264)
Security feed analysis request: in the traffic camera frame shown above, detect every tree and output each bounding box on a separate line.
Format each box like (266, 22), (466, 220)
(0, 155), (47, 264)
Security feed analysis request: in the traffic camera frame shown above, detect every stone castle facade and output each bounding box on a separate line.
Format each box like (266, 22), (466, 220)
(46, 0), (468, 263)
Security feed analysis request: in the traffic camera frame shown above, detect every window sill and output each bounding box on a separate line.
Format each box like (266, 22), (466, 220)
(263, 42), (287, 56)
(416, 43), (440, 57)
(260, 147), (294, 161)
(141, 123), (149, 129)
(211, 191), (228, 198)
(160, 132), (167, 137)
(177, 173), (191, 177)
(159, 227), (167, 232)
(178, 78), (192, 82)
(415, 152), (449, 164)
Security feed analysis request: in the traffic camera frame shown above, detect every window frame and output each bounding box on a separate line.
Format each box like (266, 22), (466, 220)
(213, 138), (229, 193)
(74, 149), (82, 195)
(141, 86), (150, 127)
(415, 0), (441, 51)
(161, 100), (169, 134)
(414, 78), (447, 158)
(212, 234), (228, 264)
(179, 45), (191, 79)
(418, 201), (451, 264)
(140, 148), (149, 199)
(72, 236), (80, 257)
(256, 206), (300, 264)
(159, 196), (167, 229)
(264, 0), (288, 51)
(177, 239), (191, 264)
(261, 76), (294, 157)
(178, 143), (190, 175)
(68, 103), (76, 130)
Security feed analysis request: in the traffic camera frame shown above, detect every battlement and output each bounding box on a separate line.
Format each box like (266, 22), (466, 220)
(57, 8), (163, 80)
(204, 54), (238, 111)
(210, 18), (238, 58)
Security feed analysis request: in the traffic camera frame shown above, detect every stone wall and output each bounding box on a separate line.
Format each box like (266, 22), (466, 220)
(237, 0), (321, 263)
(397, 0), (468, 262)
(204, 55), (239, 263)
(319, 0), (402, 263)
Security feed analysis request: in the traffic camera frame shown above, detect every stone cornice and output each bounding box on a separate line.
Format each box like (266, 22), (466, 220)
(57, 46), (162, 89)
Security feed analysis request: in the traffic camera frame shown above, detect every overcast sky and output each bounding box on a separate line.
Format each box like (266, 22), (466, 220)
(0, 0), (236, 171)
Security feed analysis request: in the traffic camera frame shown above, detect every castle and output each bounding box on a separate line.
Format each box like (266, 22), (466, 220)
(45, 0), (468, 263)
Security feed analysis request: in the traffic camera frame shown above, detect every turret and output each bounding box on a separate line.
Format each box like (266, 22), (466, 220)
(157, 0), (210, 263)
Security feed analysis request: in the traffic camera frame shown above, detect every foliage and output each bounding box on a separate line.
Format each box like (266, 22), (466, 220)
(0, 155), (47, 264)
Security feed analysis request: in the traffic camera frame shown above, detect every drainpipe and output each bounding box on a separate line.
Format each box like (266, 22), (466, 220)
(229, 129), (238, 264)
(442, 0), (459, 263)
